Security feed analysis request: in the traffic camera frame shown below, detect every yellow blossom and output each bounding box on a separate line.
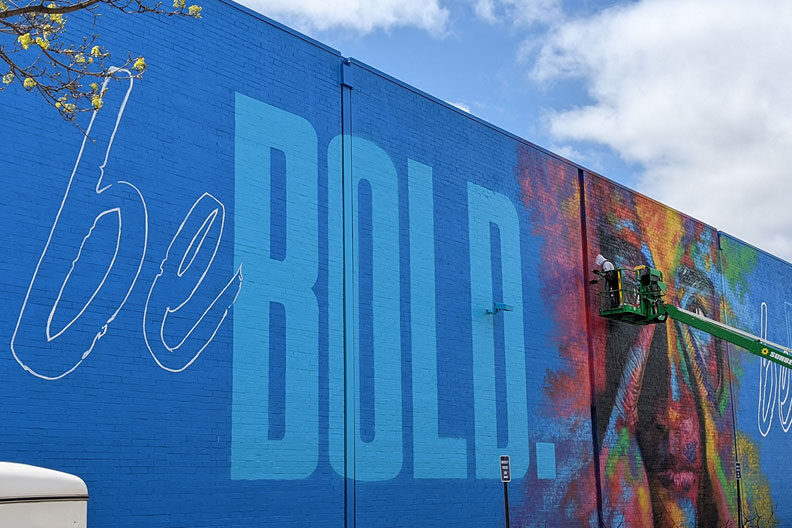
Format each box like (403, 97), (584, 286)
(63, 103), (76, 113)
(173, 0), (185, 8)
(23, 77), (36, 90)
(2, 73), (13, 85)
(55, 95), (67, 108)
(75, 53), (85, 64)
(0, 1), (7, 11)
(188, 4), (201, 17)
(46, 3), (63, 23)
(90, 45), (101, 57)
(133, 56), (146, 71)
(89, 82), (99, 92)
(17, 33), (32, 50)
(35, 37), (50, 51)
(91, 94), (103, 110)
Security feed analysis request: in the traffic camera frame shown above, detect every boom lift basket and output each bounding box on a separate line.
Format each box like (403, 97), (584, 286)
(594, 266), (667, 325)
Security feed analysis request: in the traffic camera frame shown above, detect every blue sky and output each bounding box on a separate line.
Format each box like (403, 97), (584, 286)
(314, 0), (642, 185)
(239, 0), (792, 263)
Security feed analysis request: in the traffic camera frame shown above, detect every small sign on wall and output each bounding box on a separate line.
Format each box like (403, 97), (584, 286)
(500, 455), (511, 483)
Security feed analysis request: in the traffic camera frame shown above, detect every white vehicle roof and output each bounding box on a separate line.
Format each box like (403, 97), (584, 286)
(0, 462), (88, 501)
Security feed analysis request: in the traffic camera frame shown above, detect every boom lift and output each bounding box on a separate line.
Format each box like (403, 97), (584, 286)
(592, 263), (792, 370)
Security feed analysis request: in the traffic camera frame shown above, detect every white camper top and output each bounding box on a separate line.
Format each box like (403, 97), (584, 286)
(0, 462), (88, 501)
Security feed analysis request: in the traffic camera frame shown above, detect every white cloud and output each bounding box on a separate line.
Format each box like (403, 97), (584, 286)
(474, 0), (563, 26)
(532, 0), (792, 262)
(240, 0), (450, 34)
(474, 0), (497, 22)
(549, 143), (588, 165)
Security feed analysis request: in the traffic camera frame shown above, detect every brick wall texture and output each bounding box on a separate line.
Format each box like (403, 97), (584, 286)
(0, 3), (786, 527)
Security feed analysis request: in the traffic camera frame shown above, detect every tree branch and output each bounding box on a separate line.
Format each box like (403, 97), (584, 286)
(0, 0), (102, 20)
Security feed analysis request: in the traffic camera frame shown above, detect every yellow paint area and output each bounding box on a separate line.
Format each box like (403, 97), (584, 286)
(635, 201), (684, 278)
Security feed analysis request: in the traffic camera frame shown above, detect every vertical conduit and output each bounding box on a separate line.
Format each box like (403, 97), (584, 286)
(341, 59), (356, 528)
(577, 169), (605, 528)
(718, 231), (744, 525)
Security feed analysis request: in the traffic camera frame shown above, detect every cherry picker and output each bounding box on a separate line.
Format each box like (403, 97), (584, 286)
(592, 262), (792, 370)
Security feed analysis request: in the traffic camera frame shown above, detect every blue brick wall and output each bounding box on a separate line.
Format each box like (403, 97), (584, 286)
(0, 2), (789, 527)
(0, 3), (346, 526)
(342, 62), (597, 527)
(720, 233), (792, 524)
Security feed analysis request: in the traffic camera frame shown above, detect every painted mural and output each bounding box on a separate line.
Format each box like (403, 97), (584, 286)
(585, 177), (738, 527)
(1, 2), (791, 527)
(514, 144), (599, 527)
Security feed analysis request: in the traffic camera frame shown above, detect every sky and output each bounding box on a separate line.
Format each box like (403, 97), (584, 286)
(236, 0), (792, 263)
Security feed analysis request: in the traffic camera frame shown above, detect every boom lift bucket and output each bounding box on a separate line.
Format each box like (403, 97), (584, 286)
(593, 265), (668, 325)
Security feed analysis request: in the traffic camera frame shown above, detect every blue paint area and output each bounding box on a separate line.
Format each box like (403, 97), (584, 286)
(468, 182), (530, 480)
(490, 222), (509, 449)
(685, 442), (696, 464)
(269, 148), (287, 262)
(357, 178), (375, 445)
(721, 233), (792, 521)
(614, 218), (636, 233)
(232, 93), (321, 480)
(536, 442), (557, 480)
(680, 498), (696, 527)
(269, 301), (286, 441)
(350, 136), (404, 483)
(641, 242), (655, 268)
(670, 360), (681, 402)
(408, 159), (467, 480)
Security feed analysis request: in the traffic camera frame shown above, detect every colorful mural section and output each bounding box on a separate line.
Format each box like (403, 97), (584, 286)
(513, 145), (599, 526)
(584, 175), (739, 527)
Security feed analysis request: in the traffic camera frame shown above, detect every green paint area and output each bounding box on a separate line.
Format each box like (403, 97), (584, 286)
(605, 427), (632, 479)
(714, 456), (736, 508)
(717, 382), (729, 415)
(720, 236), (759, 303)
(675, 336), (694, 390)
(671, 239), (685, 271)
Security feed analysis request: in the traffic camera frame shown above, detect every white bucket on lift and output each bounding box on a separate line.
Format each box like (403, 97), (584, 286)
(0, 462), (88, 527)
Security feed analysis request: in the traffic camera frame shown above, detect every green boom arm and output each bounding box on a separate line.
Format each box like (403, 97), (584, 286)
(594, 264), (792, 370)
(663, 304), (792, 369)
